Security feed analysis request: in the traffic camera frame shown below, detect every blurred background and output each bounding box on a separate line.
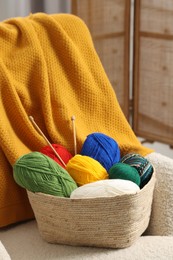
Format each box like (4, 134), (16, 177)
(0, 0), (71, 20)
(0, 0), (173, 158)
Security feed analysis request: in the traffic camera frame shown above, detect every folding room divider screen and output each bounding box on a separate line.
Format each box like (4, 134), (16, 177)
(72, 0), (173, 146)
(134, 0), (173, 146)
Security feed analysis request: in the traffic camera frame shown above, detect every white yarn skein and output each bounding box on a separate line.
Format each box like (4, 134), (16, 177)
(70, 179), (140, 199)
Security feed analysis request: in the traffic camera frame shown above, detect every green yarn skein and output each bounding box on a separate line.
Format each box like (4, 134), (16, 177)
(108, 162), (141, 187)
(13, 152), (78, 197)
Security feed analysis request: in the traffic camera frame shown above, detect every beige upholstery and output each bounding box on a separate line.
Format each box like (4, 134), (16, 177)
(145, 152), (173, 235)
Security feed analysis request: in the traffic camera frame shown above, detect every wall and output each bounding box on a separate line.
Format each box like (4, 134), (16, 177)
(0, 0), (70, 21)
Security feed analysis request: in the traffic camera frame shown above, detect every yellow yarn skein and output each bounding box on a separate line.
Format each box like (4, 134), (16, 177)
(66, 155), (108, 186)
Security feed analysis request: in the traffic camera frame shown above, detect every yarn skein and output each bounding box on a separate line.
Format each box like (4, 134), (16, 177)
(108, 162), (141, 186)
(81, 132), (120, 171)
(120, 153), (153, 188)
(70, 179), (140, 199)
(13, 152), (78, 197)
(40, 144), (72, 169)
(66, 154), (108, 186)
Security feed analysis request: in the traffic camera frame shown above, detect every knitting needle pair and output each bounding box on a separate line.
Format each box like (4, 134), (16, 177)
(29, 115), (77, 168)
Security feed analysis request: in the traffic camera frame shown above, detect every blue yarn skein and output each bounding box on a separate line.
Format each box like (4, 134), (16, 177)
(81, 133), (120, 171)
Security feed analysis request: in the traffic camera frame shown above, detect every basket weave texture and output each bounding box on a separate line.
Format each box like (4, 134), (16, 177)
(27, 171), (155, 249)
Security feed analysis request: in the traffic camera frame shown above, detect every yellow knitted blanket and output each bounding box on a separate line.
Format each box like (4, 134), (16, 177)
(0, 13), (152, 227)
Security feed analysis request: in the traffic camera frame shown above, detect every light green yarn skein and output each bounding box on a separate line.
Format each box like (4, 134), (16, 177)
(13, 152), (78, 197)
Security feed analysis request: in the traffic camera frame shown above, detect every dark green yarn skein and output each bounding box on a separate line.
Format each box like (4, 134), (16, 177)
(108, 162), (141, 187)
(13, 152), (78, 197)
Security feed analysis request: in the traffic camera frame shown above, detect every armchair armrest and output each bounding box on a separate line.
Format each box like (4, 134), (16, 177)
(145, 152), (173, 235)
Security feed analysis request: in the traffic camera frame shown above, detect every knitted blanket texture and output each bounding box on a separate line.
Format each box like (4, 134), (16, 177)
(0, 13), (152, 227)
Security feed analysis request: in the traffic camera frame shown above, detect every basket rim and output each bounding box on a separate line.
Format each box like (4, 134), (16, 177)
(27, 167), (155, 202)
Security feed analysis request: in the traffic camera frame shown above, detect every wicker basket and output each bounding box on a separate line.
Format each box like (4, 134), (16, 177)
(27, 171), (155, 249)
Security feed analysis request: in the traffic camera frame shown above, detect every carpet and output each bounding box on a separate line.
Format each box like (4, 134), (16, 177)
(1, 220), (173, 260)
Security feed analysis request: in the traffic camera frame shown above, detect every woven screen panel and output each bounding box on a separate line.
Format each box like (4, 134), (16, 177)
(140, 0), (173, 34)
(85, 0), (125, 35)
(72, 0), (130, 119)
(134, 0), (173, 145)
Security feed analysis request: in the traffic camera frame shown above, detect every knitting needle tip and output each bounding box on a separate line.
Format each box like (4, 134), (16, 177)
(29, 116), (34, 121)
(71, 115), (75, 121)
